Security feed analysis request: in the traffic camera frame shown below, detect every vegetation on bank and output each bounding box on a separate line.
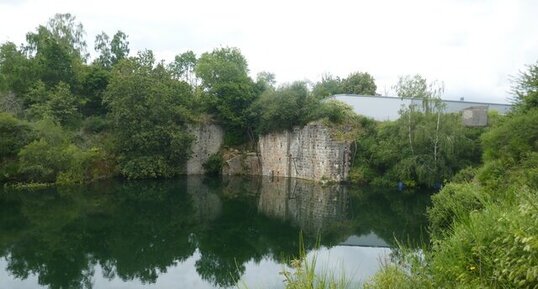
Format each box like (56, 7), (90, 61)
(244, 75), (538, 287)
(1, 12), (536, 289)
(362, 62), (538, 289)
(0, 13), (373, 185)
(1, 13), (486, 189)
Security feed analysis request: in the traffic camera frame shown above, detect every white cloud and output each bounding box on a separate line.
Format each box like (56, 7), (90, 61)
(1, 0), (537, 103)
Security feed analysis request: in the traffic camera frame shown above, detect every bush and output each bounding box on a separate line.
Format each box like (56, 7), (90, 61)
(18, 138), (70, 183)
(203, 153), (223, 176)
(0, 112), (35, 159)
(428, 183), (487, 240)
(429, 190), (538, 288)
(17, 119), (113, 184)
(82, 116), (108, 133)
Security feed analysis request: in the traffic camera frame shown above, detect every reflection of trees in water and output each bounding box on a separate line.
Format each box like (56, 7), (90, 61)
(347, 186), (431, 247)
(0, 177), (429, 288)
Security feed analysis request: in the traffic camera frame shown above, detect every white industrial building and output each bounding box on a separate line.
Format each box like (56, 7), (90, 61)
(332, 94), (512, 121)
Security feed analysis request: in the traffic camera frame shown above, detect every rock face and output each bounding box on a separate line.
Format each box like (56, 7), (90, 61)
(258, 123), (351, 182)
(186, 122), (351, 182)
(186, 124), (224, 175)
(222, 152), (261, 176)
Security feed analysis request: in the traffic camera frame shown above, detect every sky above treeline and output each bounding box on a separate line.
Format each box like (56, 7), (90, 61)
(1, 0), (537, 103)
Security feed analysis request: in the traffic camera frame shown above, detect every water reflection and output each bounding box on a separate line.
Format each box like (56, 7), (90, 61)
(0, 176), (429, 289)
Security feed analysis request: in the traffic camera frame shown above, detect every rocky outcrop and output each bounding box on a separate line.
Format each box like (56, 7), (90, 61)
(186, 124), (224, 175)
(258, 123), (351, 182)
(186, 122), (351, 182)
(222, 151), (261, 176)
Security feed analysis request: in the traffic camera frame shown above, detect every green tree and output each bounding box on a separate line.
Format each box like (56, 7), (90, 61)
(25, 13), (87, 89)
(393, 74), (444, 113)
(168, 50), (197, 87)
(512, 61), (538, 112)
(254, 71), (276, 92)
(94, 30), (130, 69)
(110, 31), (129, 64)
(196, 47), (256, 140)
(28, 81), (82, 126)
(352, 75), (481, 188)
(251, 81), (313, 135)
(0, 112), (35, 162)
(94, 32), (112, 68)
(341, 71), (377, 95)
(104, 55), (194, 179)
(0, 42), (38, 96)
(80, 64), (110, 116)
(312, 74), (343, 98)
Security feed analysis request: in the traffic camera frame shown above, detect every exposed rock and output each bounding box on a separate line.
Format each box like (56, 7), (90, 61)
(186, 124), (224, 175)
(186, 122), (351, 182)
(258, 123), (351, 182)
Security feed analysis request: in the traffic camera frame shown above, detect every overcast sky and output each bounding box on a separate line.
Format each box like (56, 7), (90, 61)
(1, 0), (537, 103)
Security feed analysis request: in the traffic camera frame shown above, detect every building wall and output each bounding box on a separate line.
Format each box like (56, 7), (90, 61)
(332, 95), (512, 121)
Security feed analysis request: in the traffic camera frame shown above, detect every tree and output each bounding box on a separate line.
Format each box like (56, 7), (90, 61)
(354, 74), (477, 188)
(25, 14), (87, 89)
(28, 82), (82, 126)
(252, 81), (313, 134)
(195, 47), (257, 144)
(0, 42), (37, 96)
(341, 72), (377, 95)
(393, 74), (444, 113)
(103, 55), (194, 179)
(312, 74), (343, 98)
(94, 30), (130, 69)
(80, 64), (110, 116)
(512, 61), (538, 112)
(168, 51), (197, 87)
(0, 112), (34, 160)
(94, 32), (112, 68)
(393, 74), (444, 157)
(110, 31), (129, 64)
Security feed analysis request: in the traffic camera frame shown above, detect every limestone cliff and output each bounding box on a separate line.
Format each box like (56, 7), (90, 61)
(187, 122), (351, 182)
(186, 124), (224, 175)
(258, 123), (351, 182)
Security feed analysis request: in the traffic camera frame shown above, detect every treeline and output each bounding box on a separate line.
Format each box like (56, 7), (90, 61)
(0, 14), (375, 184)
(364, 63), (538, 289)
(0, 13), (500, 190)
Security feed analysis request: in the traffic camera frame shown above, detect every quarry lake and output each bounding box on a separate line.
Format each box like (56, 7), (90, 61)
(0, 176), (430, 289)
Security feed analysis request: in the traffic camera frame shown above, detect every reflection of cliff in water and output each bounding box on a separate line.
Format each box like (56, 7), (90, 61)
(187, 177), (222, 222)
(257, 177), (348, 234)
(0, 176), (429, 289)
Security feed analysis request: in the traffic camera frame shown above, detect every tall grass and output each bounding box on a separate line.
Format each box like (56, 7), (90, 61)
(239, 234), (354, 289)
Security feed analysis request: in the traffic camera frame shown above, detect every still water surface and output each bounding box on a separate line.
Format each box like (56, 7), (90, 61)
(0, 176), (430, 288)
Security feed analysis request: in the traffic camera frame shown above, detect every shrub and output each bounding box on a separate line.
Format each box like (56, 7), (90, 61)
(203, 153), (223, 176)
(0, 112), (35, 159)
(82, 116), (108, 133)
(429, 190), (538, 288)
(428, 183), (487, 239)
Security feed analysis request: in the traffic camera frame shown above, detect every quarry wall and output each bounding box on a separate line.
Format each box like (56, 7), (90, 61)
(187, 122), (351, 183)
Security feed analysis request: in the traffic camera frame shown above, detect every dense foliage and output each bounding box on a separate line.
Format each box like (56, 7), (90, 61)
(0, 14), (380, 184)
(311, 72), (377, 98)
(365, 62), (538, 289)
(103, 52), (194, 179)
(349, 76), (484, 188)
(0, 12), (523, 203)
